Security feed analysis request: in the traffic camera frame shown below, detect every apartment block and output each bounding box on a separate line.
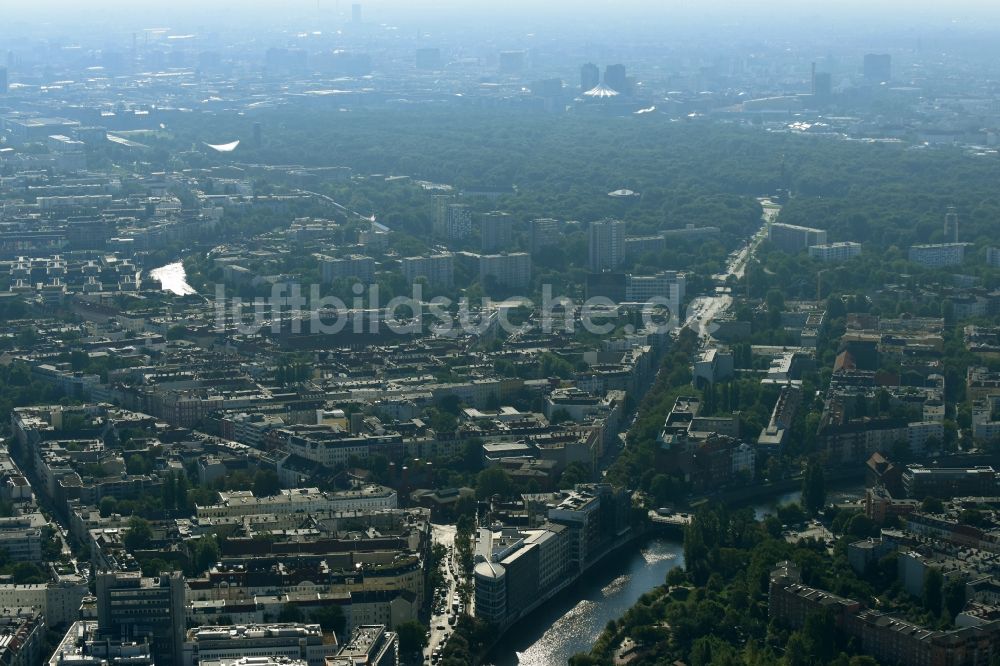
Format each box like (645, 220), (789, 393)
(908, 243), (967, 268)
(319, 254), (375, 284)
(768, 222), (827, 253)
(479, 252), (532, 289)
(401, 253), (454, 289)
(808, 241), (861, 262)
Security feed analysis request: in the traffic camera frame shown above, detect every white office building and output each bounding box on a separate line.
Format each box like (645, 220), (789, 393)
(625, 271), (686, 303)
(808, 242), (862, 262)
(908, 243), (967, 268)
(183, 624), (337, 666)
(196, 486), (398, 519)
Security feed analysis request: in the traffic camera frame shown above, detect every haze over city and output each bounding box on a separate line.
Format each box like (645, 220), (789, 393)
(2, 2), (1000, 666)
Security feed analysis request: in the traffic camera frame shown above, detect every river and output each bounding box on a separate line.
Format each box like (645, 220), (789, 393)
(149, 261), (197, 296)
(488, 538), (685, 666)
(490, 482), (866, 665)
(751, 482), (866, 520)
(488, 202), (794, 664)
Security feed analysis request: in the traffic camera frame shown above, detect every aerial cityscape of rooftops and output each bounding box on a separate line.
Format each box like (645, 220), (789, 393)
(4, 1), (1000, 665)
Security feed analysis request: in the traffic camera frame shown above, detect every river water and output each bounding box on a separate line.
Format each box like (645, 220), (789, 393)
(149, 261), (197, 296)
(488, 538), (685, 666)
(751, 482), (866, 520)
(491, 482), (866, 665)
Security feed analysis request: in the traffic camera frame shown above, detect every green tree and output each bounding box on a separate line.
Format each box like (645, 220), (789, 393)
(123, 516), (153, 551)
(459, 438), (484, 473)
(959, 509), (987, 527)
(278, 603), (304, 623)
(777, 502), (806, 526)
(944, 576), (968, 621)
(802, 608), (836, 662)
(252, 470), (281, 497)
(175, 473), (191, 512)
(126, 454), (151, 475)
(766, 289), (785, 313)
(666, 566), (688, 587)
(140, 557), (172, 577)
(40, 525), (62, 561)
(396, 620), (429, 654)
(559, 462), (591, 490)
(195, 537), (220, 573)
(166, 325), (188, 340)
(924, 567), (943, 616)
(11, 562), (47, 584)
(309, 604), (346, 637)
(99, 496), (118, 518)
(568, 656), (605, 666)
(783, 631), (810, 666)
(846, 514), (877, 539)
(921, 496), (944, 513)
(367, 454), (390, 483)
(848, 658), (879, 666)
(161, 473), (176, 513)
(475, 467), (512, 500)
(802, 461), (826, 514)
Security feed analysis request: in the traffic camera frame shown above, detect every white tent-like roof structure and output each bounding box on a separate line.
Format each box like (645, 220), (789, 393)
(204, 140), (240, 153)
(582, 84), (620, 99)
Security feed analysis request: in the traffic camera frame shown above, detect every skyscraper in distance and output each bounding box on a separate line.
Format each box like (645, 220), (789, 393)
(580, 63), (600, 92)
(589, 219), (625, 272)
(811, 63), (832, 101)
(434, 202), (472, 241)
(0, 67), (7, 94)
(863, 53), (891, 82)
(944, 206), (959, 243)
(481, 211), (513, 253)
(604, 64), (627, 94)
(432, 194), (453, 236)
(531, 218), (560, 253)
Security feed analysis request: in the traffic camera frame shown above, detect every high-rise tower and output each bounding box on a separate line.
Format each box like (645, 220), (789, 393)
(580, 63), (600, 92)
(944, 206), (958, 243)
(588, 220), (625, 272)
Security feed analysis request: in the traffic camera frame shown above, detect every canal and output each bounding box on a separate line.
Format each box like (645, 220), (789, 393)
(490, 482), (866, 665)
(488, 537), (684, 666)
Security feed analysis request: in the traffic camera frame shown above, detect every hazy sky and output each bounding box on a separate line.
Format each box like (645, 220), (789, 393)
(4, 0), (1000, 53)
(9, 0), (1000, 24)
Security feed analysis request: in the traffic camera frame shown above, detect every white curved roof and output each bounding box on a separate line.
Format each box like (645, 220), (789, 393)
(583, 84), (619, 98)
(474, 561), (505, 579)
(205, 140), (240, 153)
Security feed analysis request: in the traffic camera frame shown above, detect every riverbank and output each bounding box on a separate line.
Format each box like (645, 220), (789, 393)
(486, 536), (685, 666)
(474, 526), (645, 663)
(690, 467), (866, 507)
(481, 476), (868, 665)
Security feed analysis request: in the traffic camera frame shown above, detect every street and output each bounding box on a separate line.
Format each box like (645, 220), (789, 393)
(683, 199), (778, 344)
(424, 523), (460, 665)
